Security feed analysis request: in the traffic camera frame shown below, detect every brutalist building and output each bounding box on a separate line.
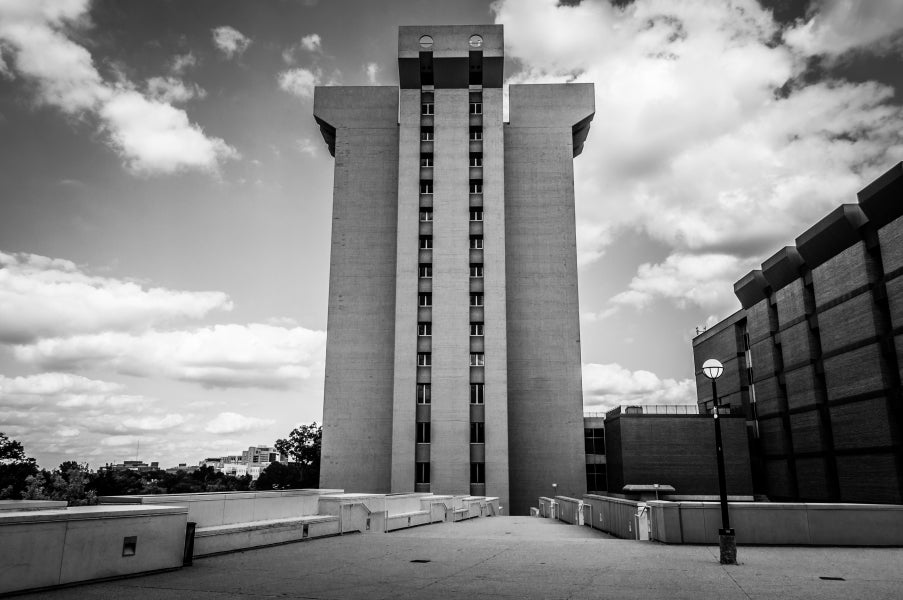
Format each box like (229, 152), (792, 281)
(313, 25), (594, 514)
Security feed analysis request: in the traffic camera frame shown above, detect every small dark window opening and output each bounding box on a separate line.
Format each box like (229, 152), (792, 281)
(122, 536), (137, 557)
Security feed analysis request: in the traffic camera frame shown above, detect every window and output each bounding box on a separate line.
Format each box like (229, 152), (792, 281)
(470, 323), (484, 336)
(470, 353), (485, 366)
(420, 155), (433, 167)
(420, 209), (433, 221)
(415, 461), (430, 484)
(586, 463), (607, 492)
(419, 264), (432, 278)
(418, 293), (432, 307)
(470, 264), (483, 277)
(470, 422), (485, 444)
(470, 383), (484, 404)
(470, 102), (482, 115)
(584, 428), (605, 455)
(469, 155), (483, 167)
(417, 422), (431, 444)
(420, 236), (433, 249)
(420, 182), (433, 194)
(470, 209), (483, 221)
(418, 322), (431, 336)
(470, 181), (483, 194)
(470, 236), (483, 249)
(470, 294), (484, 307)
(421, 128), (433, 141)
(469, 127), (482, 141)
(416, 384), (431, 404)
(470, 462), (485, 484)
(417, 353), (431, 366)
(421, 103), (434, 115)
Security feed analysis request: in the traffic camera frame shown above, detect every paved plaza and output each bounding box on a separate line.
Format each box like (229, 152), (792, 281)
(18, 516), (903, 600)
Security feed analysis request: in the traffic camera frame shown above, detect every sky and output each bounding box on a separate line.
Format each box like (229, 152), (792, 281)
(1, 0), (902, 470)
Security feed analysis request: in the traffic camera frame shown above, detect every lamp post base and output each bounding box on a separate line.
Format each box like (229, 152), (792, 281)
(719, 528), (737, 565)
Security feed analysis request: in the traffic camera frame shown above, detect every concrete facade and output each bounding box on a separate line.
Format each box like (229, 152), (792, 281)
(693, 162), (903, 504)
(315, 25), (593, 514)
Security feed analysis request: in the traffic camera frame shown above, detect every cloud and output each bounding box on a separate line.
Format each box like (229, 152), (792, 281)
(583, 362), (696, 413)
(146, 76), (206, 104)
(0, 250), (232, 344)
(365, 62), (379, 84)
(170, 52), (197, 75)
(0, 372), (120, 396)
(785, 0), (903, 58)
(211, 26), (251, 59)
(121, 414), (186, 431)
(0, 1), (238, 175)
(493, 0), (903, 312)
(100, 89), (238, 174)
(14, 324), (327, 390)
(610, 253), (758, 314)
(300, 33), (321, 52)
(278, 67), (321, 98)
(296, 137), (318, 157)
(206, 412), (275, 434)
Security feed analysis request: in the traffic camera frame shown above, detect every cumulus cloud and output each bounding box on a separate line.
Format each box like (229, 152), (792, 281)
(0, 250), (232, 344)
(170, 52), (197, 75)
(211, 25), (251, 59)
(365, 62), (379, 84)
(146, 76), (206, 104)
(0, 1), (238, 175)
(100, 89), (238, 174)
(278, 67), (321, 98)
(15, 324), (327, 390)
(206, 412), (275, 434)
(611, 253), (759, 315)
(494, 0), (903, 312)
(785, 0), (903, 58)
(583, 363), (697, 413)
(301, 33), (321, 52)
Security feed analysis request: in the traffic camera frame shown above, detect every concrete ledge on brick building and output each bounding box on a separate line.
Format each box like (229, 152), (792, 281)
(647, 500), (903, 546)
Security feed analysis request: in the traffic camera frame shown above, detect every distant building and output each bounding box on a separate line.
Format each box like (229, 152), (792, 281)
(602, 405), (753, 498)
(102, 460), (160, 474)
(199, 446), (286, 481)
(315, 24), (594, 515)
(693, 162), (903, 504)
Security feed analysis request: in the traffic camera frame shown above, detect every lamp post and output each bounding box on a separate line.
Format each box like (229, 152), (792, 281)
(702, 358), (737, 565)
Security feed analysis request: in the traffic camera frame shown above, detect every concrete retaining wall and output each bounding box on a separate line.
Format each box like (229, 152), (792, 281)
(556, 496), (581, 524)
(583, 494), (644, 540)
(647, 500), (903, 546)
(0, 503), (187, 595)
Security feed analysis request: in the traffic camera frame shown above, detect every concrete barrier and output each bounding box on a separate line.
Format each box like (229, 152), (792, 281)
(100, 489), (343, 556)
(555, 496), (582, 525)
(0, 503), (188, 595)
(583, 494), (645, 539)
(646, 500), (903, 546)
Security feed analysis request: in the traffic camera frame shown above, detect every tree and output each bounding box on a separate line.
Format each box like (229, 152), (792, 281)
(274, 422), (322, 486)
(254, 461), (304, 490)
(0, 432), (39, 499)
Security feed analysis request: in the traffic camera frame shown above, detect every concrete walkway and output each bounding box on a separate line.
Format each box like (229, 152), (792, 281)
(19, 516), (903, 599)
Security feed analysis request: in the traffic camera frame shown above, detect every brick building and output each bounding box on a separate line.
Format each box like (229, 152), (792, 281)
(314, 25), (594, 514)
(602, 405), (753, 497)
(693, 162), (903, 504)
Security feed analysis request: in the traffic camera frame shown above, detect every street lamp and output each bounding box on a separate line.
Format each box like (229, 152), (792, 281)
(702, 358), (737, 565)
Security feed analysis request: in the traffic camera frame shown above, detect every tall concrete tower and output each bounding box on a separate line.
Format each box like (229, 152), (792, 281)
(314, 25), (593, 515)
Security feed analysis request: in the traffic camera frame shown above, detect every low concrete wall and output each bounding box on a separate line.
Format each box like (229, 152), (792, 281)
(0, 503), (187, 595)
(100, 489), (342, 528)
(583, 494), (644, 540)
(537, 496), (554, 518)
(647, 500), (903, 546)
(556, 496), (582, 524)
